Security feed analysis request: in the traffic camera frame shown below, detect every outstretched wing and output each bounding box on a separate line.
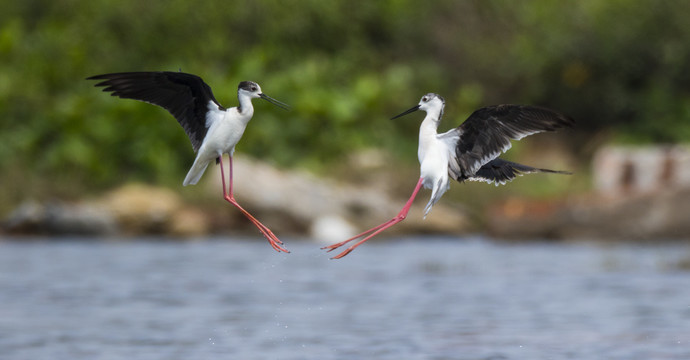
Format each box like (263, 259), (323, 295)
(468, 158), (571, 185)
(439, 104), (574, 179)
(88, 71), (225, 152)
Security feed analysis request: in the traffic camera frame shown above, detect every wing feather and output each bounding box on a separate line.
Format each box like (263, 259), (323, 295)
(468, 158), (572, 185)
(88, 71), (225, 152)
(442, 105), (574, 179)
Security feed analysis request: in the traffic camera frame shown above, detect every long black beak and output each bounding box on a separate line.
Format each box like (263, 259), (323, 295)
(391, 104), (420, 120)
(259, 93), (291, 111)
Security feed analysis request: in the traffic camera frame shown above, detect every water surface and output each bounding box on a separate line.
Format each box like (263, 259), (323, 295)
(1, 237), (689, 359)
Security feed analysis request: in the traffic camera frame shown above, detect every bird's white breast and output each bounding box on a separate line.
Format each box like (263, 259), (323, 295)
(419, 140), (450, 188)
(418, 120), (450, 190)
(197, 106), (248, 160)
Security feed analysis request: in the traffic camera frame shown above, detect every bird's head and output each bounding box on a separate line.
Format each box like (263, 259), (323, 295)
(238, 81), (262, 98)
(238, 81), (290, 110)
(391, 93), (445, 120)
(418, 93), (445, 113)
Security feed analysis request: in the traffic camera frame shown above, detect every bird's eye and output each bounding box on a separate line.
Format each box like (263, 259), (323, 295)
(251, 86), (257, 91)
(422, 97), (428, 102)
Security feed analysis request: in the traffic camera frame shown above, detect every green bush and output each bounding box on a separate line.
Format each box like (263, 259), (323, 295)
(1, 0), (689, 207)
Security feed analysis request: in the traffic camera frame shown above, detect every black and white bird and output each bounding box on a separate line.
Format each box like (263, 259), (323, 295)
(323, 93), (574, 258)
(88, 71), (290, 253)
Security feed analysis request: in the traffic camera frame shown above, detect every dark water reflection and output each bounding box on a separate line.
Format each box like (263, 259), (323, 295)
(1, 237), (689, 359)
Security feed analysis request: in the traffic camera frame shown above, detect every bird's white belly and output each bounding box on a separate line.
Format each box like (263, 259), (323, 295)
(198, 117), (247, 160)
(418, 138), (452, 217)
(419, 140), (449, 189)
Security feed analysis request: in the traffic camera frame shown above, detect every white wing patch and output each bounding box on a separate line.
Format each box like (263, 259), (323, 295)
(466, 172), (525, 186)
(436, 129), (462, 180)
(511, 128), (543, 141)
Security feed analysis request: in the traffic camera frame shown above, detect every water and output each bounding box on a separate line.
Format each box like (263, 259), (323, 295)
(0, 237), (689, 360)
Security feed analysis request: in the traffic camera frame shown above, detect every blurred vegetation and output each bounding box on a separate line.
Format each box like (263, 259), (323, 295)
(1, 0), (689, 210)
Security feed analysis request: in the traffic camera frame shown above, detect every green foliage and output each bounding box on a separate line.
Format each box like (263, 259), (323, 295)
(1, 0), (689, 205)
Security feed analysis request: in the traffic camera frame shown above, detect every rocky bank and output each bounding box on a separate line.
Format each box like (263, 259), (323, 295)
(2, 156), (470, 242)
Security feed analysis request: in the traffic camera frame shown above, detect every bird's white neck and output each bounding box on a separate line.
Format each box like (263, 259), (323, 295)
(237, 94), (255, 120)
(419, 113), (440, 139)
(418, 112), (441, 163)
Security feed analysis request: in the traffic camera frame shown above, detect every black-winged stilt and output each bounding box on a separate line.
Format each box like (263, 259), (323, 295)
(323, 93), (574, 259)
(88, 72), (291, 253)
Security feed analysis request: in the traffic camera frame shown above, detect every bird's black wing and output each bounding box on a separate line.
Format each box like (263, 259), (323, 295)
(467, 158), (571, 185)
(88, 71), (224, 152)
(442, 104), (574, 179)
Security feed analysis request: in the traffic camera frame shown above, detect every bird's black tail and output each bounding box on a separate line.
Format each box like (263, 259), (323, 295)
(468, 158), (571, 185)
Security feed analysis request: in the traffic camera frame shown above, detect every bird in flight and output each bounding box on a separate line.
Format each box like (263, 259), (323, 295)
(323, 93), (574, 259)
(88, 71), (291, 253)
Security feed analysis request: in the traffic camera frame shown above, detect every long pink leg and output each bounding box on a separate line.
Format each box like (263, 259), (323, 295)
(222, 155), (277, 238)
(220, 155), (289, 253)
(322, 177), (424, 259)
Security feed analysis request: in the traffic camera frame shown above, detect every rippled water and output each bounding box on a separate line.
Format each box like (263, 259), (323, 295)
(1, 237), (689, 360)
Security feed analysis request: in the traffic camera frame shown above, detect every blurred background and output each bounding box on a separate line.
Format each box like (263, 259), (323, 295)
(2, 0), (689, 241)
(2, 1), (690, 359)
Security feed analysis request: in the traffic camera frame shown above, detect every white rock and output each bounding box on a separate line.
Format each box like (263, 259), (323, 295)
(309, 215), (357, 244)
